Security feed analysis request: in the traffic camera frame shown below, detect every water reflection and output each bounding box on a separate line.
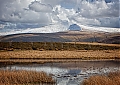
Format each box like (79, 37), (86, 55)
(0, 60), (120, 85)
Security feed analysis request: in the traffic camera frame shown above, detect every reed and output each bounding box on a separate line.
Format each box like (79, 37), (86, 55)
(82, 71), (120, 85)
(0, 70), (55, 85)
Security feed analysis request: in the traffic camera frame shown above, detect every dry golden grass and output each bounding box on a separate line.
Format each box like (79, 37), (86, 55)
(0, 70), (55, 85)
(66, 42), (120, 47)
(0, 50), (119, 64)
(82, 71), (120, 85)
(0, 50), (119, 59)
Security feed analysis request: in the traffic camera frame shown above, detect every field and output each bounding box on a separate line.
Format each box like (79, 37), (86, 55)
(0, 42), (119, 64)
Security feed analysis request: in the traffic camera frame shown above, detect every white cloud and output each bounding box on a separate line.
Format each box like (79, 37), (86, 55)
(29, 1), (53, 12)
(40, 0), (63, 6)
(76, 0), (119, 18)
(0, 0), (52, 24)
(71, 0), (119, 28)
(0, 24), (5, 29)
(0, 0), (119, 35)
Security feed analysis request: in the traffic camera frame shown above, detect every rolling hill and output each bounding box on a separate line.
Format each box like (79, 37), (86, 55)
(0, 31), (120, 44)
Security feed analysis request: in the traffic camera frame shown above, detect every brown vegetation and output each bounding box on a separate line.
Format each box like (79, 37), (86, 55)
(0, 42), (119, 51)
(66, 42), (120, 47)
(0, 42), (119, 64)
(0, 70), (55, 85)
(0, 50), (119, 59)
(0, 50), (119, 65)
(82, 71), (120, 85)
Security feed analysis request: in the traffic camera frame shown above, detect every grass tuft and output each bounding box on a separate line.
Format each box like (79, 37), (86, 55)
(82, 71), (120, 85)
(0, 70), (55, 84)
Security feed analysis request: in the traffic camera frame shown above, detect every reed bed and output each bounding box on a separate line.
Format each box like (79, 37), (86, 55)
(82, 71), (120, 85)
(0, 70), (55, 85)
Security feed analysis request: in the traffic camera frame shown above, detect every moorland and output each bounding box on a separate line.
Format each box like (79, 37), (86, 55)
(0, 31), (120, 85)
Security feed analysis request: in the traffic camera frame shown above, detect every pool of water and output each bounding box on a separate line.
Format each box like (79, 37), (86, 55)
(0, 60), (120, 85)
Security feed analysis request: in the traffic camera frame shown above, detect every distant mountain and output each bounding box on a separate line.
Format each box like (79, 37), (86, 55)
(69, 24), (81, 31)
(0, 31), (119, 44)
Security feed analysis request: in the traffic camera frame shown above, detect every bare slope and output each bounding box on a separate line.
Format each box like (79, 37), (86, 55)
(0, 31), (120, 44)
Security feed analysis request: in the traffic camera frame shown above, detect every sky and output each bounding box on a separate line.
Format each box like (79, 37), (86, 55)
(0, 0), (119, 35)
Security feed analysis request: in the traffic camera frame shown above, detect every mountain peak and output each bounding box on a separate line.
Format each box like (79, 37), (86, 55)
(69, 24), (82, 31)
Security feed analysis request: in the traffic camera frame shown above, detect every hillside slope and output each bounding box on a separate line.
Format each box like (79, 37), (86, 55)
(0, 31), (120, 44)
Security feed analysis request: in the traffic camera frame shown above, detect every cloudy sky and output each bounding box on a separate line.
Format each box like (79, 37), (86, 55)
(0, 0), (119, 35)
